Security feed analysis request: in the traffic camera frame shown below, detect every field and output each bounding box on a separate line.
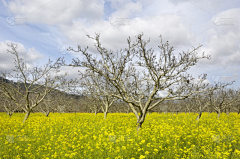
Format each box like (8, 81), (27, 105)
(0, 112), (240, 159)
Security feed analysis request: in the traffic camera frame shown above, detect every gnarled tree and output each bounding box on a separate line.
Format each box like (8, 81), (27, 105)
(79, 70), (116, 119)
(67, 33), (232, 130)
(0, 43), (68, 123)
(209, 87), (238, 118)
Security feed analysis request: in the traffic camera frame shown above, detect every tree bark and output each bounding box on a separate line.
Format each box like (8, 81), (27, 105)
(217, 110), (221, 118)
(196, 111), (202, 121)
(136, 111), (147, 131)
(23, 111), (31, 123)
(45, 112), (50, 117)
(104, 111), (107, 119)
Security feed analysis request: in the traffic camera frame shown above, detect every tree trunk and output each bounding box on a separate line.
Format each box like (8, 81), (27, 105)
(104, 111), (108, 119)
(136, 111), (147, 131)
(7, 111), (13, 117)
(217, 111), (221, 118)
(137, 116), (144, 131)
(137, 121), (143, 131)
(196, 111), (202, 121)
(23, 111), (31, 123)
(227, 108), (230, 116)
(45, 112), (50, 117)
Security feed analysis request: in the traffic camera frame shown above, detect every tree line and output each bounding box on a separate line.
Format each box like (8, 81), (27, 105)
(0, 34), (238, 130)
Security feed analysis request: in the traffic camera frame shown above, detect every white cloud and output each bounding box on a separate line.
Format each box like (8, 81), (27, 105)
(109, 1), (143, 18)
(2, 0), (240, 88)
(0, 40), (45, 72)
(3, 0), (105, 25)
(60, 13), (193, 56)
(59, 66), (85, 80)
(197, 8), (240, 68)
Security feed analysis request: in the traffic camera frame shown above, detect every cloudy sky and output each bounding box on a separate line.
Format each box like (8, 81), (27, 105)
(0, 0), (239, 88)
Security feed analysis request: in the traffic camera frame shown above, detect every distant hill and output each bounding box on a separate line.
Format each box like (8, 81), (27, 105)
(0, 76), (85, 112)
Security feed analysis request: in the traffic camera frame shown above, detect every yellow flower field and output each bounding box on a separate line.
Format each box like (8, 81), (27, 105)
(0, 112), (240, 159)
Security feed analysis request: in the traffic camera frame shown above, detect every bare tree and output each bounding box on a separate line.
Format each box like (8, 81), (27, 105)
(80, 70), (116, 119)
(3, 98), (19, 117)
(88, 94), (101, 115)
(0, 43), (68, 123)
(67, 33), (232, 130)
(38, 93), (56, 117)
(0, 86), (20, 116)
(231, 89), (240, 114)
(118, 100), (131, 114)
(210, 88), (239, 118)
(191, 91), (212, 121)
(181, 98), (194, 114)
(52, 92), (72, 113)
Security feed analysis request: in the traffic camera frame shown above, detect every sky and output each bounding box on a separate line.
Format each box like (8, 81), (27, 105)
(0, 0), (240, 89)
